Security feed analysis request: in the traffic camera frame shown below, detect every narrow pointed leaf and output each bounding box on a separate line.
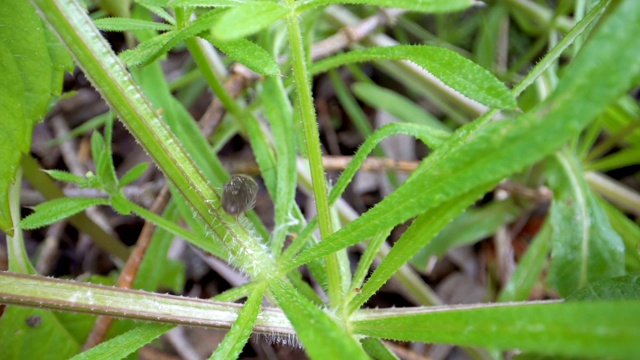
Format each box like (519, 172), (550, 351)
(94, 17), (174, 32)
(20, 197), (109, 230)
(72, 323), (172, 360)
(349, 184), (492, 312)
(296, 0), (474, 13)
(412, 199), (521, 268)
(211, 2), (291, 40)
(352, 301), (640, 358)
(261, 76), (296, 251)
(311, 45), (516, 109)
(352, 82), (450, 131)
(546, 152), (625, 296)
(269, 278), (369, 360)
(204, 34), (280, 76)
(44, 169), (88, 186)
(329, 122), (450, 206)
(165, 0), (247, 7)
(211, 282), (266, 360)
(119, 162), (149, 188)
(119, 31), (174, 67)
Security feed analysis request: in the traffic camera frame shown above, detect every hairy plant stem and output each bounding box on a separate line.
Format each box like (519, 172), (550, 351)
(283, 3), (343, 310)
(32, 0), (274, 280)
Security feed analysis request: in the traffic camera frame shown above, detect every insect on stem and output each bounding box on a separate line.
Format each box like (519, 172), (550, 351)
(222, 174), (259, 217)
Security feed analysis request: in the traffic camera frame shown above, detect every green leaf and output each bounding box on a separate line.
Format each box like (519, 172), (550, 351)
(94, 17), (174, 32)
(601, 200), (640, 272)
(137, 2), (176, 25)
(310, 45), (517, 110)
(210, 2), (291, 41)
(163, 0), (246, 7)
(329, 123), (449, 205)
(0, 0), (53, 129)
(119, 31), (174, 67)
(498, 221), (552, 302)
(20, 155), (130, 261)
(204, 34), (280, 76)
(90, 128), (119, 193)
(122, 8), (280, 75)
(352, 301), (640, 358)
(348, 184), (492, 312)
(120, 9), (227, 67)
(411, 199), (521, 269)
(360, 337), (399, 360)
(211, 282), (266, 359)
(285, 0), (640, 273)
(0, 0), (66, 232)
(0, 307), (80, 360)
(119, 162), (149, 188)
(133, 202), (187, 293)
(71, 323), (172, 360)
(269, 278), (369, 360)
(44, 170), (89, 186)
(546, 152), (625, 296)
(296, 0), (474, 14)
(0, 43), (25, 234)
(567, 274), (640, 301)
(352, 82), (450, 132)
(261, 76), (296, 252)
(282, 121), (450, 262)
(110, 193), (133, 215)
(92, 130), (119, 193)
(20, 197), (109, 230)
(588, 147), (640, 172)
(90, 130), (105, 162)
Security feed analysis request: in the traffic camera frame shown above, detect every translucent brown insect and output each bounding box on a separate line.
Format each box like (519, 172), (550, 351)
(222, 174), (258, 216)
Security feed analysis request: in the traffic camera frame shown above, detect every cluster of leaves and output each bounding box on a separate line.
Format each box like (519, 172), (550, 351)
(1, 0), (640, 359)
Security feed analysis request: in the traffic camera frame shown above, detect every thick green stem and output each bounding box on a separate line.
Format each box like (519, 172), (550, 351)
(0, 272), (293, 334)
